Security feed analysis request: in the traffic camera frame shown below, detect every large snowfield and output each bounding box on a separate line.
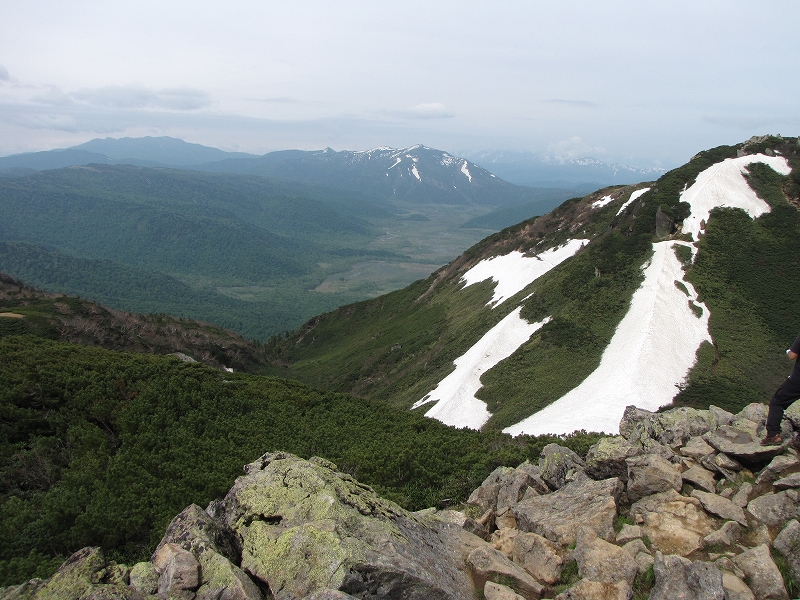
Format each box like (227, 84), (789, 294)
(416, 154), (794, 435)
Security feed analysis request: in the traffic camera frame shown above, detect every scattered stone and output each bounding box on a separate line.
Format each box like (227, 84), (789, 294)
(704, 426), (786, 463)
(614, 524), (642, 544)
(774, 473), (800, 490)
(153, 542), (201, 600)
(721, 571), (756, 600)
(491, 527), (519, 557)
(538, 444), (586, 490)
(584, 436), (641, 481)
(772, 519), (800, 587)
(621, 538), (648, 558)
(554, 579), (632, 600)
(467, 545), (544, 599)
(512, 531), (563, 585)
(731, 544), (789, 600)
(682, 464), (718, 492)
(703, 521), (741, 547)
(618, 405), (654, 440)
(649, 552), (724, 600)
(513, 477), (622, 546)
(747, 491), (799, 528)
(691, 490), (747, 525)
(681, 437), (716, 460)
(128, 562), (158, 595)
(572, 527), (638, 586)
(625, 454), (682, 502)
(650, 407), (716, 448)
(483, 581), (526, 600)
(731, 482), (753, 507)
(629, 490), (717, 556)
(756, 453), (800, 485)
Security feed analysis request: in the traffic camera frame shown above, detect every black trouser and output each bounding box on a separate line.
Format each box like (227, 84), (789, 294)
(766, 376), (800, 435)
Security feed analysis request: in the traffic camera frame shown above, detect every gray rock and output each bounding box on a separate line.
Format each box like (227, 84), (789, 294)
(704, 426), (787, 463)
(721, 571), (756, 600)
(621, 538), (649, 558)
(774, 473), (800, 490)
(195, 549), (264, 600)
(512, 477), (623, 546)
(483, 581), (526, 600)
(497, 462), (550, 513)
(467, 545), (544, 599)
(584, 436), (641, 481)
(650, 407), (716, 448)
(625, 454), (682, 502)
(756, 454), (800, 486)
(538, 444), (586, 490)
(554, 579), (632, 600)
(691, 490), (747, 525)
(649, 552), (724, 600)
(772, 519), (800, 588)
(629, 490), (717, 556)
(731, 482), (753, 507)
(491, 526), (519, 556)
(737, 403), (767, 425)
(681, 436), (716, 460)
(511, 531), (563, 585)
(618, 405), (654, 440)
(153, 503), (240, 563)
(703, 521), (741, 547)
(572, 527), (638, 586)
(153, 542), (201, 600)
(682, 464), (717, 492)
(468, 466), (514, 513)
(731, 544), (789, 600)
(709, 406), (736, 428)
(304, 591), (358, 600)
(747, 491), (799, 528)
(615, 524), (642, 544)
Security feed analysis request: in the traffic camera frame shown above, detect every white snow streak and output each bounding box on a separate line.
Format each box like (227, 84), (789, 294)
(504, 241), (711, 436)
(388, 157), (402, 170)
(413, 309), (551, 429)
(681, 154), (791, 241)
(617, 187), (651, 216)
(592, 195), (614, 209)
(461, 161), (473, 182)
(411, 165), (421, 180)
(461, 239), (588, 308)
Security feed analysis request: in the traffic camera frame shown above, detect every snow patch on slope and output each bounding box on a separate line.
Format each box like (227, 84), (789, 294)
(413, 309), (551, 429)
(411, 165), (421, 180)
(681, 154), (791, 241)
(592, 195), (614, 209)
(504, 241), (711, 436)
(461, 239), (588, 308)
(617, 187), (651, 216)
(461, 161), (473, 182)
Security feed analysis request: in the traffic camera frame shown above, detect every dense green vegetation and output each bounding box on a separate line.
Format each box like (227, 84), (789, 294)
(0, 335), (600, 586)
(675, 147), (800, 410)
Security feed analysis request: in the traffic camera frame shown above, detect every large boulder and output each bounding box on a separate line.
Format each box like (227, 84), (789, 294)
(731, 545), (789, 600)
(512, 532), (563, 585)
(572, 527), (637, 587)
(584, 436), (641, 481)
(538, 444), (586, 490)
(467, 545), (544, 599)
(512, 477), (623, 546)
(625, 454), (682, 502)
(772, 520), (800, 588)
(214, 452), (477, 600)
(629, 490), (718, 556)
(704, 426), (787, 464)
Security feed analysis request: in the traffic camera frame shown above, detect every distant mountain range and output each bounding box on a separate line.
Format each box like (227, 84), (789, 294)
(463, 150), (668, 187)
(0, 136), (662, 193)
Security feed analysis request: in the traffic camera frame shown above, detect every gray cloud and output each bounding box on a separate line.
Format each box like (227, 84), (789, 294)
(70, 84), (211, 111)
(0, 64), (9, 81)
(546, 99), (599, 109)
(398, 103), (455, 120)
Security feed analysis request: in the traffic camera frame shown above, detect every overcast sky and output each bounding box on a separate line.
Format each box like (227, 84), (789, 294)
(0, 1), (797, 167)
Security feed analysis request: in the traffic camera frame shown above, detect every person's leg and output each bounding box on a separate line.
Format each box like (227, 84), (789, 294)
(765, 377), (800, 438)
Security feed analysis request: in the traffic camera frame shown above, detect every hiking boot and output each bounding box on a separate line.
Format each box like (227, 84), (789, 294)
(760, 433), (783, 446)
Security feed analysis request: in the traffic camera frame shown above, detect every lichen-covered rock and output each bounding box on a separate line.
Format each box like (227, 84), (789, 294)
(215, 452), (476, 600)
(649, 407), (716, 449)
(704, 426), (787, 463)
(512, 477), (622, 546)
(154, 504), (239, 563)
(153, 542), (200, 600)
(649, 552), (724, 600)
(625, 454), (682, 502)
(584, 436), (641, 481)
(772, 519), (800, 587)
(129, 562), (158, 595)
(33, 547), (109, 600)
(618, 405), (654, 441)
(468, 466), (514, 513)
(538, 444), (586, 490)
(195, 549), (263, 600)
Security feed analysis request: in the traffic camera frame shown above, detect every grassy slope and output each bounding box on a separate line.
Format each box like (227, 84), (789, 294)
(268, 139), (800, 428)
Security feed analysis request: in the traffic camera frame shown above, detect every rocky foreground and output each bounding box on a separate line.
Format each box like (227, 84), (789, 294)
(4, 402), (800, 600)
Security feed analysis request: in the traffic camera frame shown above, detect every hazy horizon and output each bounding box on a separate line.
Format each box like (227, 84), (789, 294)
(1, 1), (798, 168)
